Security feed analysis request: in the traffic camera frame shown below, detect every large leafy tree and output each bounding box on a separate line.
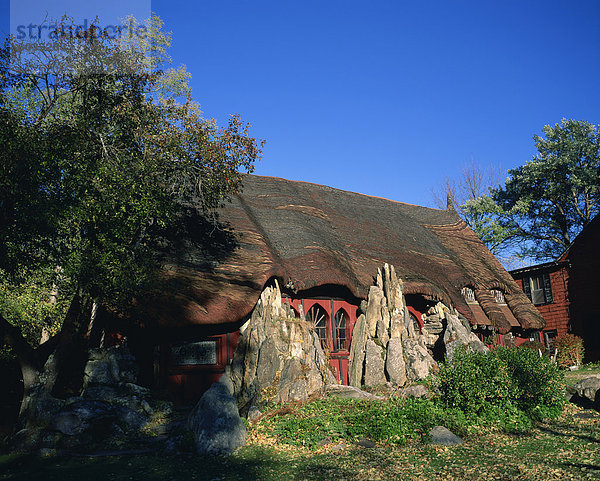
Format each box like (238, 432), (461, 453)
(464, 119), (600, 263)
(0, 16), (263, 417)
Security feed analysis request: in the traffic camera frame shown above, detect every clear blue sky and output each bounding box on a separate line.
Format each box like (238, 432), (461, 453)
(3, 0), (600, 207)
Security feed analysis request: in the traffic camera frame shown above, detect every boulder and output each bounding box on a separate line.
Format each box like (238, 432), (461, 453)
(255, 340), (281, 390)
(365, 286), (386, 338)
(443, 314), (488, 361)
(107, 345), (139, 384)
(428, 425), (463, 445)
(247, 406), (262, 423)
(48, 399), (141, 440)
(52, 412), (89, 436)
(11, 341), (161, 453)
(376, 316), (390, 347)
(83, 360), (117, 386)
(385, 338), (407, 386)
(572, 376), (600, 404)
(379, 264), (405, 313)
(85, 344), (139, 386)
(229, 283), (332, 412)
(389, 312), (405, 339)
(287, 379), (308, 401)
(305, 359), (326, 394)
(403, 338), (436, 382)
(187, 374), (247, 456)
(404, 307), (417, 339)
(357, 438), (376, 448)
(113, 405), (148, 431)
(397, 384), (430, 398)
(21, 387), (66, 426)
(277, 358), (304, 403)
(363, 339), (386, 387)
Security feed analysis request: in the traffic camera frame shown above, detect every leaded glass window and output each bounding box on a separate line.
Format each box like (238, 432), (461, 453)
(306, 304), (328, 349)
(334, 309), (347, 351)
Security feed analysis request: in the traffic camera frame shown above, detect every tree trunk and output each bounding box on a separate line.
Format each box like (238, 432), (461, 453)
(18, 358), (41, 420)
(0, 313), (47, 423)
(50, 293), (93, 398)
(0, 292), (95, 429)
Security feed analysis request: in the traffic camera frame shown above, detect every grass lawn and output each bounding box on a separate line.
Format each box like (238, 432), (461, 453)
(565, 364), (600, 385)
(1, 404), (598, 481)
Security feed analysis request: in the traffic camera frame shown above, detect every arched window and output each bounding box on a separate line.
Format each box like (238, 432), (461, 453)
(306, 304), (328, 349)
(334, 309), (347, 351)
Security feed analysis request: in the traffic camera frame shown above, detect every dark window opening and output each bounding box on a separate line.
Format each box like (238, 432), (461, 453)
(523, 274), (553, 306)
(531, 276), (545, 305)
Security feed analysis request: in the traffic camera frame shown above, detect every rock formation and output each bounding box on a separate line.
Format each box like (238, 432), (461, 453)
(228, 281), (335, 416)
(569, 375), (600, 406)
(348, 263), (487, 388)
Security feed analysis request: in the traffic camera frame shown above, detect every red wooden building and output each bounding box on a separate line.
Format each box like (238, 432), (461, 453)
(510, 260), (570, 346)
(510, 214), (600, 360)
(123, 175), (545, 405)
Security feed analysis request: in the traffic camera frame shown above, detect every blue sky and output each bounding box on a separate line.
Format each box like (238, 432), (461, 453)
(3, 0), (600, 207)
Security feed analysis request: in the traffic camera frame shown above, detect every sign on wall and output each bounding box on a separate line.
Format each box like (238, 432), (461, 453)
(170, 340), (218, 366)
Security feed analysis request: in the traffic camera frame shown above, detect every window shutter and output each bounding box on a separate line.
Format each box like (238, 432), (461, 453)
(522, 277), (532, 301)
(542, 273), (553, 304)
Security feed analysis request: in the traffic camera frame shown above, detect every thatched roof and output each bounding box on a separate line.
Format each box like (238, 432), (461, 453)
(148, 175), (544, 334)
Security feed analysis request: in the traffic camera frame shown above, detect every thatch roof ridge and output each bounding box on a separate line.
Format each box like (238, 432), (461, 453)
(245, 174), (462, 218)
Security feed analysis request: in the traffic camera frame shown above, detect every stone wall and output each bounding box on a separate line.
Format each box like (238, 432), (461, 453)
(11, 343), (161, 452)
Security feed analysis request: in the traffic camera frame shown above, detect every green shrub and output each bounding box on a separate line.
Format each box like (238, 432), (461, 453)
(495, 347), (565, 420)
(437, 348), (517, 416)
(553, 334), (584, 367)
(518, 340), (545, 353)
(437, 347), (565, 425)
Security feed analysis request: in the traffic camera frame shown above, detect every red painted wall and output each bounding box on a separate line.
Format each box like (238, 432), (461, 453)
(164, 331), (240, 406)
(513, 267), (570, 337)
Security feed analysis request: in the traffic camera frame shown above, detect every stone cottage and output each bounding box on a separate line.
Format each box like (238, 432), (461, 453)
(120, 175), (545, 406)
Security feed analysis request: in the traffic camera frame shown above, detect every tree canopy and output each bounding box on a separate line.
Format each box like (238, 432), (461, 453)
(462, 119), (600, 263)
(0, 15), (263, 403)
